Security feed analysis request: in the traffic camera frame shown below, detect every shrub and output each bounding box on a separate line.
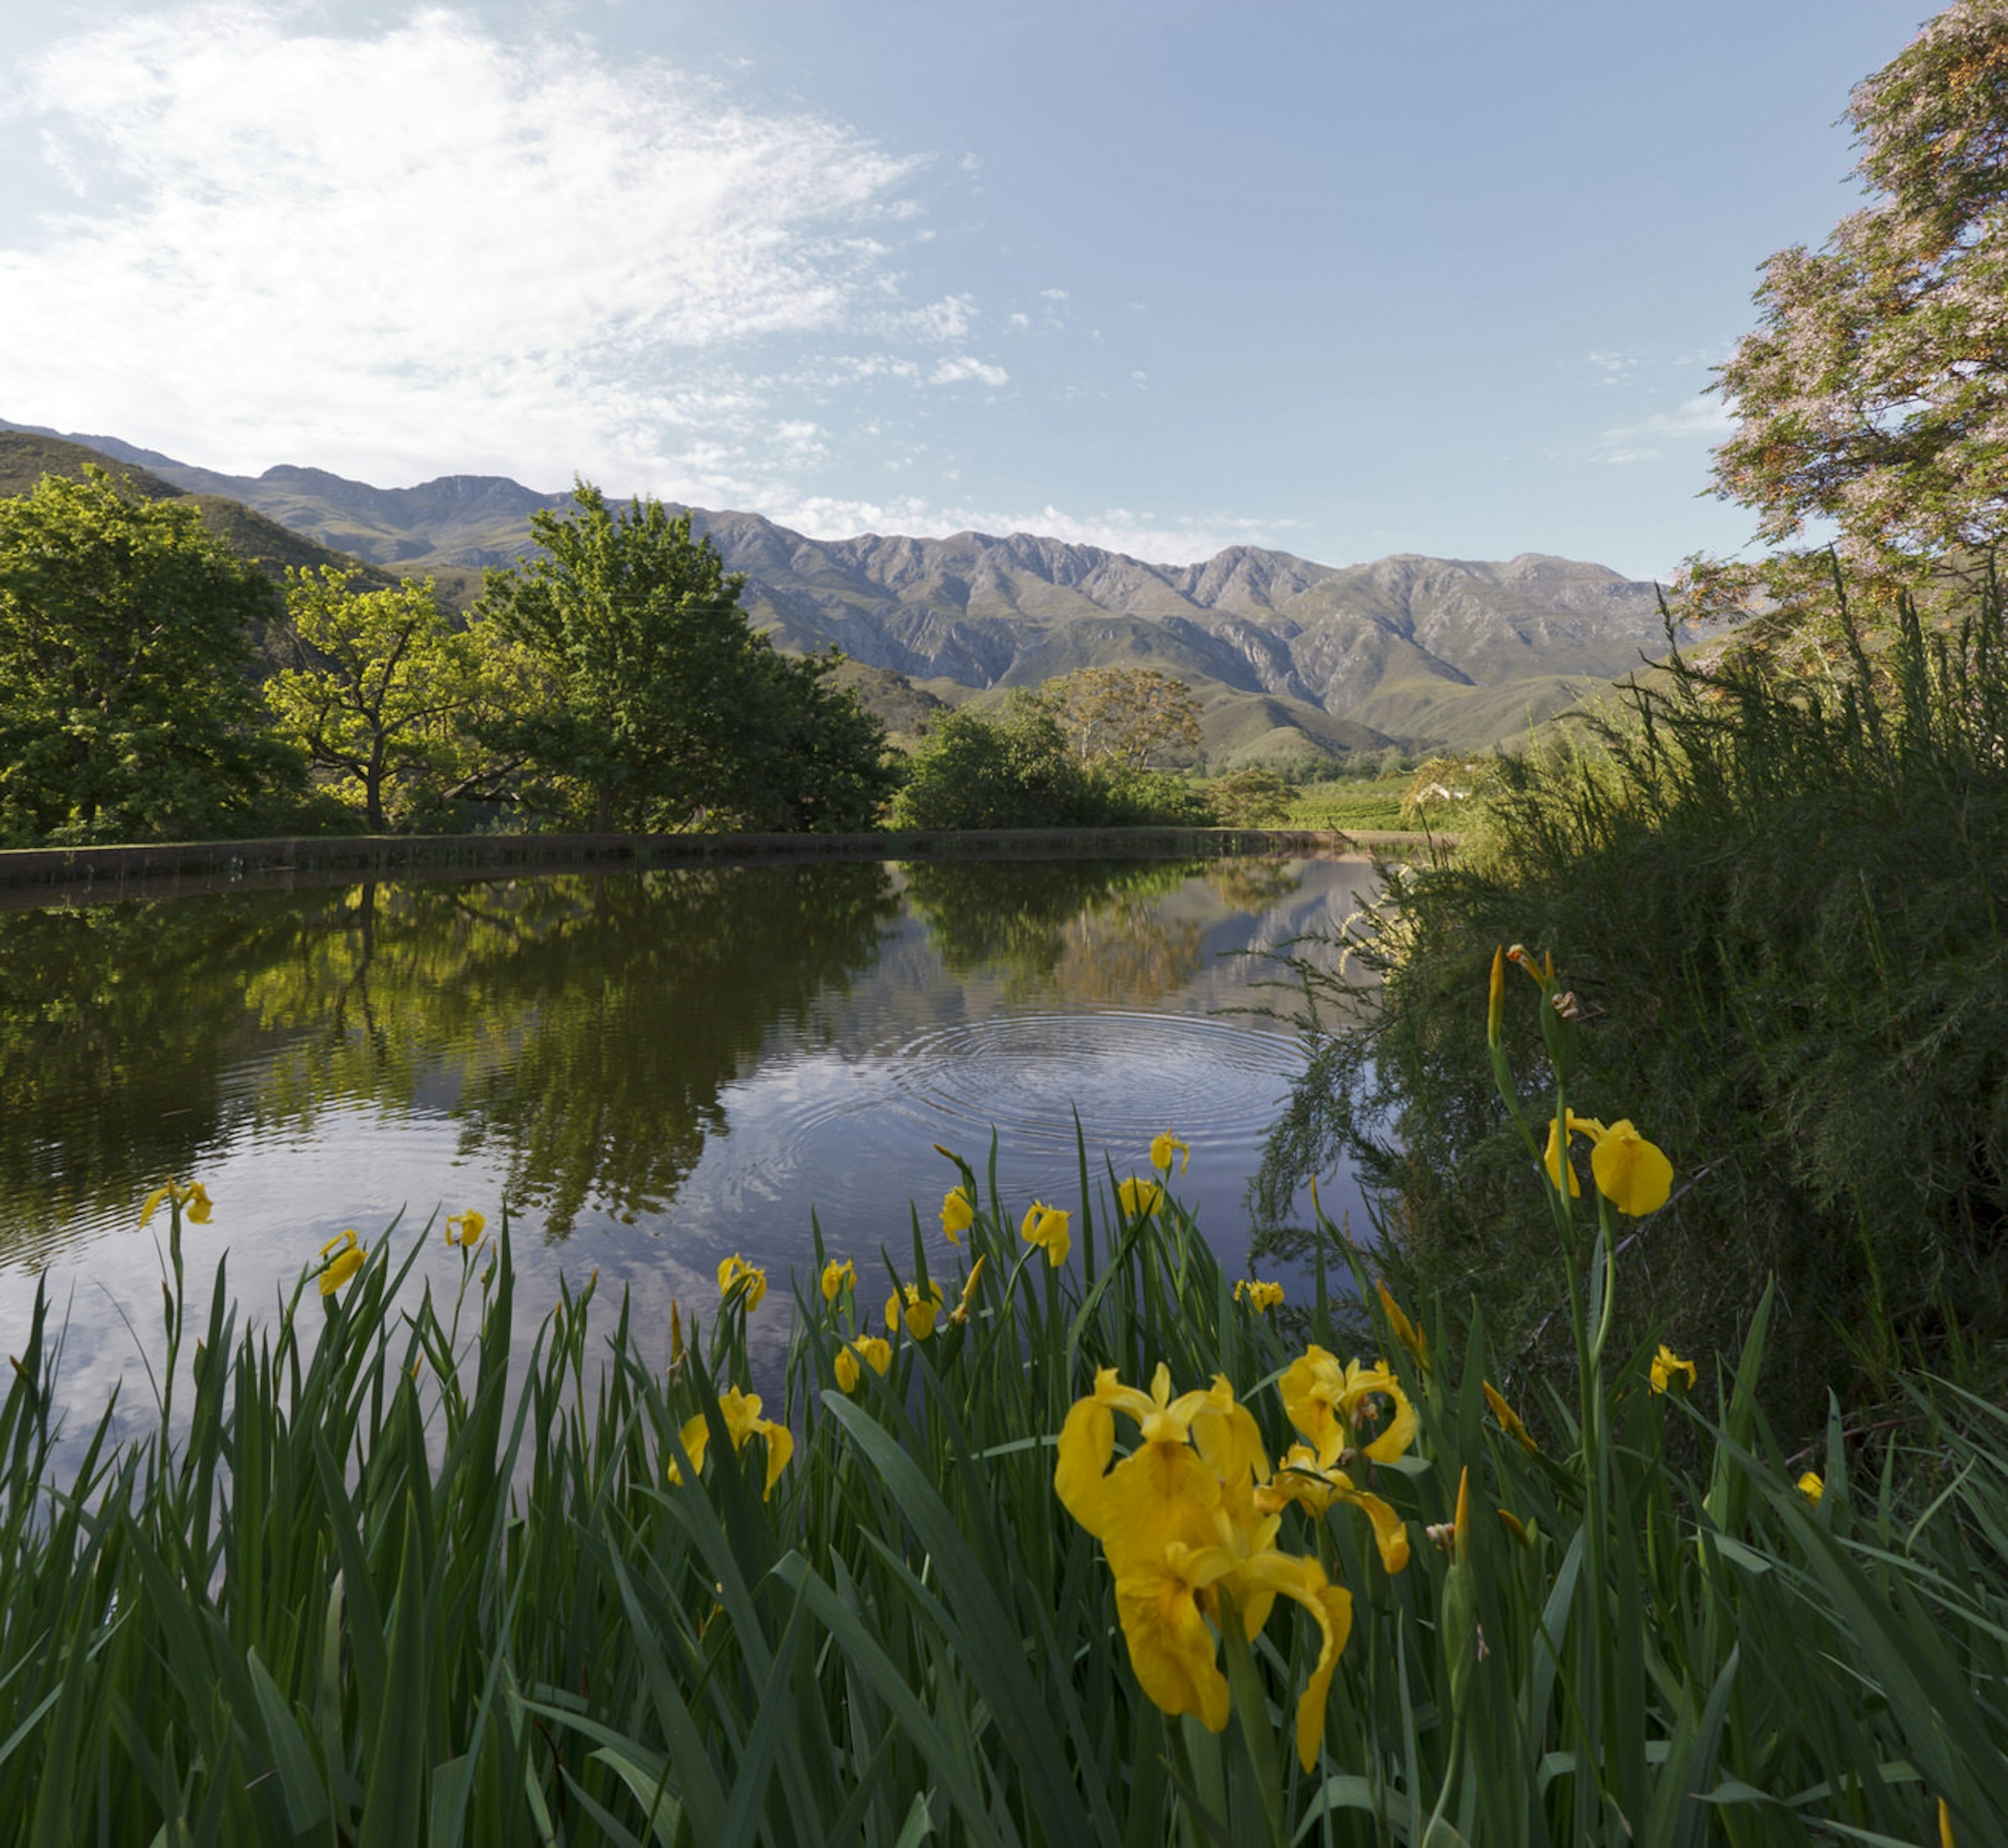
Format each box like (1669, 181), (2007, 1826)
(1258, 574), (2008, 1437)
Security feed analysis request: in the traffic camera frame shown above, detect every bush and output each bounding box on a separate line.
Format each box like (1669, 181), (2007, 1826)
(1258, 576), (2008, 1437)
(890, 702), (1213, 830)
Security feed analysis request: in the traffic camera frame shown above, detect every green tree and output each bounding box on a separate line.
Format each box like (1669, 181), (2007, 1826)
(1026, 666), (1204, 774)
(266, 567), (490, 830)
(1704, 3), (2008, 610)
(0, 466), (303, 844)
(888, 700), (1094, 829)
(1204, 767), (1296, 827)
(472, 483), (892, 832)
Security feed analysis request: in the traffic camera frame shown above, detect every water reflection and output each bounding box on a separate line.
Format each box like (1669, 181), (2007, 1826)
(0, 855), (1380, 1441)
(905, 859), (1206, 1002)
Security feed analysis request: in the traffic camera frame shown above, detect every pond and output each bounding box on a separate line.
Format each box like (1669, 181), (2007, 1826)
(0, 853), (1378, 1442)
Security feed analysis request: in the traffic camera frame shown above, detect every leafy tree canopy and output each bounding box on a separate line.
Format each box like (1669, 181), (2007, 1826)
(472, 483), (892, 832)
(1020, 666), (1204, 775)
(0, 466), (303, 845)
(1703, 2), (2008, 613)
(267, 568), (495, 830)
(889, 700), (1094, 830)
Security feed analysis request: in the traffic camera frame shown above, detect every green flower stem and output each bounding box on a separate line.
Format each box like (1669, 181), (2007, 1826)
(1219, 1595), (1290, 1848)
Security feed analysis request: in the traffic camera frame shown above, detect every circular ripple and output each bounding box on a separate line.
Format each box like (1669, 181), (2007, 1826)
(878, 1009), (1304, 1161)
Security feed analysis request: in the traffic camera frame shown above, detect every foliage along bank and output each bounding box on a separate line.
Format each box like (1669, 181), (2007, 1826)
(0, 471), (897, 846)
(1258, 573), (2008, 1444)
(0, 464), (1294, 847)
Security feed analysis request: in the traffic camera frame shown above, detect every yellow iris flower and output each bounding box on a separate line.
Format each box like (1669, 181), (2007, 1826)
(1054, 1363), (1354, 1769)
(1649, 1343), (1696, 1394)
(717, 1254), (768, 1313)
(1797, 1470), (1824, 1506)
(820, 1258), (856, 1303)
(940, 1185), (975, 1243)
(317, 1229), (366, 1296)
(1589, 1119), (1674, 1216)
(885, 1281), (944, 1340)
(1116, 1177), (1163, 1219)
(1279, 1347), (1416, 1469)
(1234, 1278), (1283, 1313)
(669, 1386), (793, 1498)
(834, 1336), (892, 1393)
(1020, 1200), (1071, 1268)
(1149, 1130), (1191, 1175)
(1263, 1442), (1411, 1575)
(445, 1210), (485, 1250)
(140, 1178), (212, 1227)
(1544, 1111), (1674, 1217)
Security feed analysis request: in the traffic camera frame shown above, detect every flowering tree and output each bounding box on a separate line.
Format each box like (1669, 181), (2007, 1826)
(1704, 2), (2008, 608)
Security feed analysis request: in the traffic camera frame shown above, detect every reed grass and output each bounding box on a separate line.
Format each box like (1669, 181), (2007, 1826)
(0, 1104), (2002, 1844)
(1256, 569), (2008, 1442)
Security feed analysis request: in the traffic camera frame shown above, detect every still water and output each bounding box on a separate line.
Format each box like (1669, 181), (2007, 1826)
(0, 854), (1377, 1435)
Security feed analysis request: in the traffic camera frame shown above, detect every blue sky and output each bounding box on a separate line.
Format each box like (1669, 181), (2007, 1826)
(0, 0), (1927, 578)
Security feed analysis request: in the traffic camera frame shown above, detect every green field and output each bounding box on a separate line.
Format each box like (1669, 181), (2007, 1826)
(1281, 777), (1411, 832)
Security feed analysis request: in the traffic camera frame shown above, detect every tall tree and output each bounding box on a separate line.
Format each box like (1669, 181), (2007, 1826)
(1025, 667), (1204, 775)
(0, 466), (302, 845)
(472, 483), (892, 832)
(266, 568), (488, 830)
(1704, 2), (2008, 609)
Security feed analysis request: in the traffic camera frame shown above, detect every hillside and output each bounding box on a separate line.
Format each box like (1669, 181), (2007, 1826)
(0, 431), (398, 596)
(1, 417), (1686, 759)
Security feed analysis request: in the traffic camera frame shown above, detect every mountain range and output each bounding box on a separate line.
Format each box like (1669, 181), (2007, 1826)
(1, 417), (1682, 762)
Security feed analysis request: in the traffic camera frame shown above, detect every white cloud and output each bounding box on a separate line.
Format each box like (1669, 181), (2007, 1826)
(0, 4), (952, 489)
(763, 494), (1293, 564)
(1598, 393), (1733, 465)
(892, 292), (979, 341)
(927, 356), (1009, 388)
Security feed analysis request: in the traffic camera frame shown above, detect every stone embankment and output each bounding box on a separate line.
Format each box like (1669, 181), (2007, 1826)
(0, 826), (1456, 908)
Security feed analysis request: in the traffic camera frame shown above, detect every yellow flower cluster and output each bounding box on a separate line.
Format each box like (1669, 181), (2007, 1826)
(1117, 1177), (1163, 1219)
(1054, 1346), (1414, 1769)
(835, 1336), (892, 1393)
(1233, 1277), (1283, 1314)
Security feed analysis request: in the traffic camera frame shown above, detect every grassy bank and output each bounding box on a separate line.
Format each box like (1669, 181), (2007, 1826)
(3, 1070), (2003, 1843)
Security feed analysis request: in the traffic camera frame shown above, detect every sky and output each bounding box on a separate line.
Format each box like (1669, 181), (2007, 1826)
(0, 0), (1934, 580)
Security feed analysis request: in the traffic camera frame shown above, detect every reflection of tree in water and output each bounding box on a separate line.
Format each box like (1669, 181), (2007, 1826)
(246, 866), (902, 1237)
(446, 866), (898, 1234)
(0, 894), (311, 1261)
(0, 864), (900, 1256)
(1203, 858), (1303, 914)
(902, 859), (1211, 1004)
